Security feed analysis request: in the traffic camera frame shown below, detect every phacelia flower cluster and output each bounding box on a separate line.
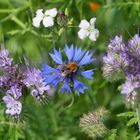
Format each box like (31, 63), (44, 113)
(23, 67), (50, 102)
(0, 49), (51, 117)
(103, 34), (140, 105)
(41, 44), (95, 94)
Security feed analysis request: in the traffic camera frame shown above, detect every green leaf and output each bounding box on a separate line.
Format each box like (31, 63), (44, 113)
(127, 117), (138, 127)
(117, 112), (136, 118)
(65, 8), (69, 16)
(58, 28), (64, 36)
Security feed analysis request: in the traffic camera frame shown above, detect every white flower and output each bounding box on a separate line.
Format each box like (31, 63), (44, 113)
(78, 17), (99, 41)
(32, 8), (57, 28)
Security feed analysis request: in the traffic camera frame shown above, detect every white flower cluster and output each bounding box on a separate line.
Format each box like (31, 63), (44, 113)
(78, 18), (99, 41)
(32, 8), (57, 28)
(33, 8), (99, 41)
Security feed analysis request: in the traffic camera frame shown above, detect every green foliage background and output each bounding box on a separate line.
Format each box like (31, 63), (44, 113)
(0, 0), (140, 139)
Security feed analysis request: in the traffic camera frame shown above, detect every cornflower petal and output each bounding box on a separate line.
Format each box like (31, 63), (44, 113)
(49, 49), (63, 64)
(79, 51), (95, 66)
(44, 75), (59, 85)
(73, 78), (88, 93)
(73, 47), (85, 62)
(41, 64), (58, 75)
(80, 69), (95, 79)
(64, 44), (74, 61)
(60, 79), (72, 93)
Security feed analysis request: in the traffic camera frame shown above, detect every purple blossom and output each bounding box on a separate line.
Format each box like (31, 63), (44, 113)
(103, 34), (140, 105)
(0, 76), (8, 87)
(23, 67), (50, 101)
(128, 34), (140, 54)
(102, 52), (120, 79)
(0, 49), (13, 69)
(6, 86), (22, 100)
(108, 35), (127, 53)
(3, 95), (22, 116)
(121, 75), (140, 95)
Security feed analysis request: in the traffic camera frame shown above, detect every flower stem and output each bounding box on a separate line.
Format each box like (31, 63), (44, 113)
(86, 90), (97, 108)
(64, 87), (75, 110)
(136, 105), (140, 133)
(11, 16), (26, 29)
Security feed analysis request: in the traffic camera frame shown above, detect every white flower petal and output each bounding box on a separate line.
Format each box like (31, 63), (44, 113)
(36, 9), (44, 17)
(90, 17), (96, 26)
(45, 8), (57, 17)
(78, 29), (89, 40)
(42, 16), (54, 27)
(89, 29), (99, 41)
(32, 16), (42, 27)
(79, 19), (90, 29)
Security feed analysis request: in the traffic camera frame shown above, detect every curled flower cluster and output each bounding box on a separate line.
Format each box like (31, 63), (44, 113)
(103, 34), (140, 105)
(0, 49), (51, 117)
(23, 67), (50, 102)
(41, 44), (95, 94)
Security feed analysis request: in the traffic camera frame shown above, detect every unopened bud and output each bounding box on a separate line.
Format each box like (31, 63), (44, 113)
(57, 12), (68, 27)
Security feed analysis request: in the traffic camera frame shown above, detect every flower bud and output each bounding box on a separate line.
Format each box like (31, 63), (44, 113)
(57, 12), (68, 27)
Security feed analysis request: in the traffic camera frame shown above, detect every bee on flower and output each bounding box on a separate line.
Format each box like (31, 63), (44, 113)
(41, 44), (95, 94)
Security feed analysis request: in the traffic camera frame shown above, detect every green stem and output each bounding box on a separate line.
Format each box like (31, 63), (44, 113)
(11, 16), (26, 29)
(67, 25), (78, 28)
(28, 0), (33, 17)
(0, 6), (29, 23)
(64, 88), (75, 110)
(86, 90), (97, 108)
(136, 106), (140, 133)
(0, 9), (18, 13)
(64, 27), (67, 44)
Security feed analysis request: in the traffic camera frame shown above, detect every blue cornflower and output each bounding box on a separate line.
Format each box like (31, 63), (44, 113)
(41, 44), (95, 94)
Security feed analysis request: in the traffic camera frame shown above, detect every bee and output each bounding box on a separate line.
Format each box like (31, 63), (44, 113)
(58, 62), (78, 77)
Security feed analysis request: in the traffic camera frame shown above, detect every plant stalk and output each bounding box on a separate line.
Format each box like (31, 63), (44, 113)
(136, 105), (140, 133)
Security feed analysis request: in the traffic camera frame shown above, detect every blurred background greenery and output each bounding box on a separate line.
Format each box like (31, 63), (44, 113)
(0, 0), (140, 139)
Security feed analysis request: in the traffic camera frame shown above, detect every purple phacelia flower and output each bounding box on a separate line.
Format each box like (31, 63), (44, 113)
(0, 49), (13, 69)
(103, 52), (120, 80)
(3, 95), (22, 116)
(103, 34), (140, 105)
(128, 34), (140, 54)
(41, 44), (95, 94)
(108, 35), (127, 53)
(121, 75), (140, 95)
(23, 67), (50, 101)
(6, 85), (22, 100)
